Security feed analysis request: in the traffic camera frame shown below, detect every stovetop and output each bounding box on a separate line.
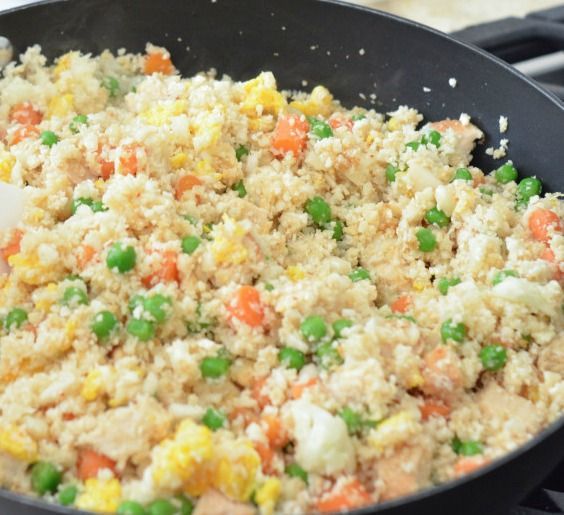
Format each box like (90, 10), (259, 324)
(454, 6), (564, 513)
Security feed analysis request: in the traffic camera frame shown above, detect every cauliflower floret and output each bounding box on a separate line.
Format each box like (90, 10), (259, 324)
(285, 400), (354, 475)
(492, 277), (560, 317)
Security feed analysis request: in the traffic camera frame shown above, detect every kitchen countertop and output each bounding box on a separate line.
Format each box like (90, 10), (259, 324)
(1, 0), (564, 31)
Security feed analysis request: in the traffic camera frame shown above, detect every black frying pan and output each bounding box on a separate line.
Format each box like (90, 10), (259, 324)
(0, 1), (563, 514)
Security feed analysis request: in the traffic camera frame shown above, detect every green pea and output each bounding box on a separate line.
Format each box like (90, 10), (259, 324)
(332, 319), (353, 339)
(332, 220), (344, 241)
(202, 407), (226, 431)
(91, 311), (118, 341)
(386, 314), (417, 323)
(492, 269), (518, 286)
(71, 197), (107, 215)
(305, 196), (332, 226)
(69, 114), (88, 134)
(416, 228), (437, 252)
(102, 76), (120, 98)
(285, 463), (308, 483)
(424, 207), (450, 228)
(106, 242), (136, 273)
(57, 485), (78, 506)
(441, 319), (467, 343)
(147, 499), (175, 515)
(279, 347), (306, 370)
(339, 406), (364, 434)
(307, 116), (333, 139)
(385, 164), (399, 183)
(264, 282), (274, 292)
(126, 319), (155, 341)
(315, 342), (343, 369)
(40, 130), (59, 147)
(183, 214), (198, 226)
(232, 180), (247, 198)
(494, 162), (518, 184)
(144, 294), (172, 324)
(235, 145), (249, 161)
(437, 277), (461, 296)
(349, 267), (370, 282)
(479, 344), (507, 371)
(406, 141), (420, 151)
(117, 501), (147, 515)
(181, 235), (201, 255)
(480, 187), (494, 197)
(452, 437), (483, 456)
(5, 307), (28, 331)
(61, 286), (89, 307)
(517, 177), (542, 204)
(453, 168), (472, 181)
(200, 356), (231, 379)
(30, 461), (62, 495)
(351, 113), (366, 122)
(300, 315), (327, 342)
(174, 494), (194, 515)
(427, 130), (441, 147)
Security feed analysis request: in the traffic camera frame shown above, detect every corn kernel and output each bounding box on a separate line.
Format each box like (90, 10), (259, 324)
(76, 478), (121, 513)
(170, 152), (188, 170)
(286, 266), (305, 282)
(0, 153), (15, 182)
(47, 94), (74, 118)
(412, 280), (426, 292)
(0, 425), (38, 462)
(81, 369), (104, 402)
(256, 478), (282, 515)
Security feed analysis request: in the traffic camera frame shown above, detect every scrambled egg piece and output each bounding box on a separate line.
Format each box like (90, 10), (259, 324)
(286, 266), (305, 282)
(81, 369), (105, 402)
(0, 426), (38, 462)
(255, 478), (282, 515)
(213, 440), (260, 501)
(368, 411), (418, 452)
(289, 85), (333, 117)
(170, 152), (188, 170)
(47, 94), (74, 118)
(0, 152), (15, 182)
(141, 100), (187, 126)
(210, 216), (249, 266)
(192, 108), (224, 151)
(241, 72), (286, 117)
(76, 478), (121, 513)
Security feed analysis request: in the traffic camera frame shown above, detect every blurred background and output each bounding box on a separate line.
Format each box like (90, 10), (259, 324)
(1, 0), (563, 31)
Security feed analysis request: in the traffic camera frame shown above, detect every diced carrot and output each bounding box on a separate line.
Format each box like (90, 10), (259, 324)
(77, 244), (96, 269)
(144, 51), (174, 75)
(391, 295), (411, 314)
(62, 412), (76, 421)
(329, 116), (353, 130)
(420, 399), (451, 421)
(9, 125), (40, 146)
(0, 230), (23, 261)
(251, 377), (271, 408)
(422, 346), (463, 399)
(96, 144), (115, 180)
(9, 102), (43, 125)
(227, 285), (265, 327)
(271, 114), (309, 157)
(228, 407), (257, 426)
(454, 456), (489, 477)
(142, 249), (179, 288)
(77, 449), (117, 480)
(290, 377), (319, 399)
(254, 441), (276, 474)
(316, 479), (372, 513)
(119, 143), (143, 175)
(541, 246), (555, 262)
(528, 208), (562, 242)
(262, 414), (288, 448)
(175, 174), (203, 200)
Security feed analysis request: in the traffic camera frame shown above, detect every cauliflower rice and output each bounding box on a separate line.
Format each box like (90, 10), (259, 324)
(0, 44), (562, 515)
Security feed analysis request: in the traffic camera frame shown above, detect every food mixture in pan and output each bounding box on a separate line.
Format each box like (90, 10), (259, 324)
(0, 45), (562, 515)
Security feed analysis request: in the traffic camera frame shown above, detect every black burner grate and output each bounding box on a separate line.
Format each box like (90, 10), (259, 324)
(453, 6), (564, 100)
(454, 6), (564, 514)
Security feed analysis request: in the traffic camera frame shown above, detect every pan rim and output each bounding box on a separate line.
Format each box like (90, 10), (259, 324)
(0, 0), (562, 514)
